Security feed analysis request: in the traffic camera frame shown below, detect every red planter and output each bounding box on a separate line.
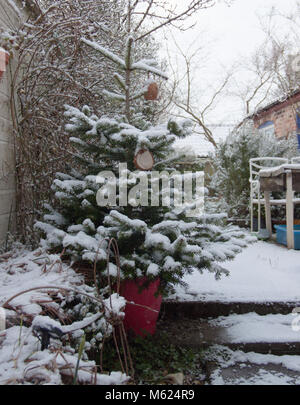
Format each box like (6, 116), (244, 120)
(119, 277), (162, 337)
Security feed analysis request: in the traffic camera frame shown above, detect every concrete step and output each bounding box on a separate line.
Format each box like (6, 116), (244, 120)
(204, 347), (300, 385)
(161, 300), (300, 319)
(157, 312), (300, 356)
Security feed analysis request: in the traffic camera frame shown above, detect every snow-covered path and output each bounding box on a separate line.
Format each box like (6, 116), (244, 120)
(170, 241), (300, 303)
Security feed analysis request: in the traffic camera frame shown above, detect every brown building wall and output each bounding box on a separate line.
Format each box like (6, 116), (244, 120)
(253, 92), (300, 139)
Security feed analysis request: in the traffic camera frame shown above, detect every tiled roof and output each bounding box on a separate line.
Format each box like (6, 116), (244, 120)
(249, 88), (300, 119)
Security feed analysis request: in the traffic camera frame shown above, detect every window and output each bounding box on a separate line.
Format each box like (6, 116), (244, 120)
(297, 113), (300, 131)
(258, 121), (275, 137)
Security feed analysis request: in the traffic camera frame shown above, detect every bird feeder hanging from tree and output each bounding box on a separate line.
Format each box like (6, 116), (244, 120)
(134, 149), (154, 171)
(144, 81), (159, 101)
(0, 48), (9, 81)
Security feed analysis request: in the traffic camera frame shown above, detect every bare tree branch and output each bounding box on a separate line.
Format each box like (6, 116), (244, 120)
(168, 36), (232, 148)
(135, 0), (214, 41)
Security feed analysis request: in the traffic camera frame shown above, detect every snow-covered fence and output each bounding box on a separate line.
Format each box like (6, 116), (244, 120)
(0, 1), (25, 246)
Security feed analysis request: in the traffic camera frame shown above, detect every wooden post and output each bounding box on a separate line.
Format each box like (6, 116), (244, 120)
(264, 191), (272, 237)
(286, 170), (294, 249)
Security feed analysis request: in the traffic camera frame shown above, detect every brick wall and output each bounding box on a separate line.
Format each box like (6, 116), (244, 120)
(253, 92), (300, 139)
(0, 1), (24, 246)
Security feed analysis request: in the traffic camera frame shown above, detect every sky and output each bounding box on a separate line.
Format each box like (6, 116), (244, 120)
(190, 0), (295, 65)
(160, 0), (299, 153)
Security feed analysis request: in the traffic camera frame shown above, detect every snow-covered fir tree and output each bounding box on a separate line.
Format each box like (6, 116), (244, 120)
(35, 34), (255, 296)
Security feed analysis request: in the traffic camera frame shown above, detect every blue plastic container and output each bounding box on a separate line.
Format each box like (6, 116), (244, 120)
(274, 225), (300, 250)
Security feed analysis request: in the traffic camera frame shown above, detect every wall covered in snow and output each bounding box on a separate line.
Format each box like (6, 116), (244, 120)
(0, 1), (24, 245)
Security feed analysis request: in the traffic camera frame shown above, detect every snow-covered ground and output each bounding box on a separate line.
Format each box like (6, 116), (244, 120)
(170, 241), (300, 303)
(1, 241), (300, 384)
(205, 345), (300, 385)
(0, 248), (83, 316)
(209, 313), (300, 343)
(168, 239), (300, 385)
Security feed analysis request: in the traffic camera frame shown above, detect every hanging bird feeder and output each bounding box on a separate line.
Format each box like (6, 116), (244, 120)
(144, 81), (159, 101)
(0, 48), (9, 81)
(134, 149), (154, 171)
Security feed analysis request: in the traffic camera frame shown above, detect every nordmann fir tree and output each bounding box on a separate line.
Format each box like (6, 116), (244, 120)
(35, 34), (255, 296)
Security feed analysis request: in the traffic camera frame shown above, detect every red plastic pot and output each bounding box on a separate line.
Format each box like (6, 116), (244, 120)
(119, 277), (162, 337)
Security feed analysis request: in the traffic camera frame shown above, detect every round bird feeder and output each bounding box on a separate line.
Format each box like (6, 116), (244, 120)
(134, 149), (154, 171)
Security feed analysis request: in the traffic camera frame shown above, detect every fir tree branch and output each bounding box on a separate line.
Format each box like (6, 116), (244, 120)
(81, 37), (126, 70)
(103, 90), (126, 101)
(132, 61), (168, 79)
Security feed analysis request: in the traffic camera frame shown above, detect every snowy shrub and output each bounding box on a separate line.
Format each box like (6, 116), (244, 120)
(0, 249), (129, 385)
(210, 121), (296, 219)
(0, 325), (129, 385)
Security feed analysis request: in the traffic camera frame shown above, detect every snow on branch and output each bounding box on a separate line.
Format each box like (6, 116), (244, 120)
(81, 37), (168, 79)
(131, 87), (148, 100)
(132, 60), (168, 79)
(114, 73), (126, 90)
(81, 38), (126, 70)
(103, 89), (126, 101)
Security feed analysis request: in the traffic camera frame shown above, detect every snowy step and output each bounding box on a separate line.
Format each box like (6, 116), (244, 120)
(157, 312), (300, 355)
(167, 242), (300, 305)
(204, 346), (300, 385)
(162, 300), (300, 319)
